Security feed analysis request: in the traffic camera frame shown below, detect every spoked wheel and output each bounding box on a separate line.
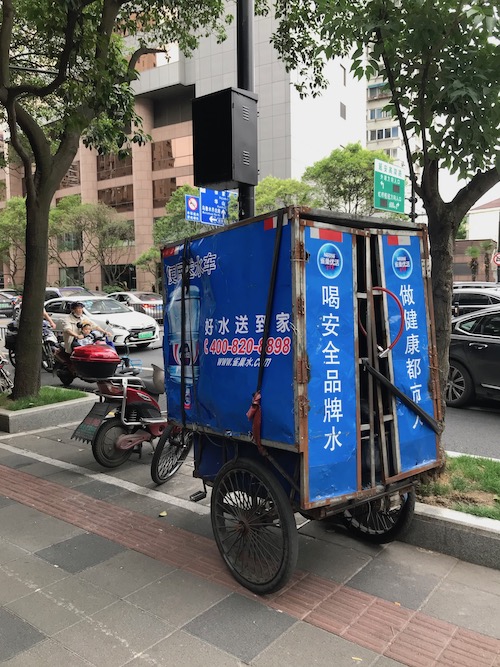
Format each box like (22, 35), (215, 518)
(41, 343), (55, 372)
(8, 350), (16, 367)
(56, 368), (74, 386)
(150, 424), (192, 485)
(211, 458), (298, 595)
(92, 417), (133, 468)
(0, 368), (13, 393)
(343, 489), (416, 544)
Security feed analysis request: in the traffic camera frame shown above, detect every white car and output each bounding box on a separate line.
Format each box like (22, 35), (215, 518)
(44, 296), (160, 348)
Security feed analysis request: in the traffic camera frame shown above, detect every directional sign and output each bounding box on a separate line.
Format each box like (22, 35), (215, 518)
(199, 188), (230, 226)
(373, 159), (406, 214)
(493, 252), (500, 267)
(185, 195), (200, 222)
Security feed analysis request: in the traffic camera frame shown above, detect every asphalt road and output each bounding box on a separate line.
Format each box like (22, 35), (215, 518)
(442, 403), (499, 459)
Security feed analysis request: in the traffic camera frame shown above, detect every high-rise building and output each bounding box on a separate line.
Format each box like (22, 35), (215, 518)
(0, 14), (367, 290)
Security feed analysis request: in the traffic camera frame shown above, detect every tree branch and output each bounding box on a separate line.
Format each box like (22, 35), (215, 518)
(375, 28), (418, 193)
(448, 168), (500, 222)
(8, 7), (80, 99)
(127, 46), (167, 75)
(0, 0), (14, 87)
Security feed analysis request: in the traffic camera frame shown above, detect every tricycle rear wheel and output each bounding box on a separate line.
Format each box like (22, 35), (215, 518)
(343, 489), (415, 544)
(211, 457), (298, 595)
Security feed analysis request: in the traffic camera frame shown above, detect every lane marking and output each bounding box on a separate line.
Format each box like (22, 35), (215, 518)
(0, 440), (209, 516)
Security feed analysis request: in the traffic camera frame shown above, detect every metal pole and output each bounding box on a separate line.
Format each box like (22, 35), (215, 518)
(237, 0), (255, 220)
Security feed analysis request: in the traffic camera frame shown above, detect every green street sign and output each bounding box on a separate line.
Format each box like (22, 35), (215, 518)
(373, 159), (406, 213)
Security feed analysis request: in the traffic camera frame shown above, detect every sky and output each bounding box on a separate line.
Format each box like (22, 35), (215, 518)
(439, 171), (500, 209)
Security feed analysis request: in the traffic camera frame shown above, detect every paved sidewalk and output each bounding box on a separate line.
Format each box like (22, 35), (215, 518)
(0, 424), (499, 666)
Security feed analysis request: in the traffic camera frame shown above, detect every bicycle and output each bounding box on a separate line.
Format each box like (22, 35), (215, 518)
(150, 423), (193, 484)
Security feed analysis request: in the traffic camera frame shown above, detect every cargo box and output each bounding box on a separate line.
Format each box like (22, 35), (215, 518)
(71, 344), (120, 380)
(161, 207), (442, 509)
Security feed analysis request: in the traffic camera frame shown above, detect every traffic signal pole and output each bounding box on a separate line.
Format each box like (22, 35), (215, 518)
(237, 0), (255, 220)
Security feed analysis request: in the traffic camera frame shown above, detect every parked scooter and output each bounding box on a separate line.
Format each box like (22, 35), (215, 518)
(73, 363), (167, 469)
(53, 324), (118, 386)
(5, 320), (58, 372)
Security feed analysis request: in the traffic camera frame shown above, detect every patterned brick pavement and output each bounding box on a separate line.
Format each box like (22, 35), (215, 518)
(1, 463), (499, 667)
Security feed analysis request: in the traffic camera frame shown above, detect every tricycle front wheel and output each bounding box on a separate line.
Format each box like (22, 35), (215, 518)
(343, 489), (416, 544)
(211, 457), (298, 595)
(151, 425), (192, 485)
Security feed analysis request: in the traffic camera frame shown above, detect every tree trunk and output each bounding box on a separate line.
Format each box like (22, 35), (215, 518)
(426, 206), (455, 416)
(11, 194), (52, 399)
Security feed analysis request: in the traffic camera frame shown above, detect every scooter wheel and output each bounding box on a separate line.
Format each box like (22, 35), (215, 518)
(57, 368), (74, 386)
(92, 417), (133, 468)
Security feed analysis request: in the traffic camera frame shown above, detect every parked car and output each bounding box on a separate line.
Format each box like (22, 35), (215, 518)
(0, 288), (22, 300)
(44, 296), (160, 348)
(453, 281), (500, 290)
(0, 292), (14, 317)
(106, 291), (163, 322)
(446, 305), (500, 407)
(45, 286), (94, 301)
(451, 287), (500, 317)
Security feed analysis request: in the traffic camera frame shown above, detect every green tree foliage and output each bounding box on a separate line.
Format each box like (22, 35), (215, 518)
(50, 200), (135, 285)
(465, 246), (481, 281)
(303, 143), (390, 215)
(134, 247), (161, 292)
(268, 0), (500, 407)
(0, 0), (232, 398)
(480, 240), (496, 282)
(455, 219), (467, 240)
(0, 197), (27, 286)
(254, 175), (317, 214)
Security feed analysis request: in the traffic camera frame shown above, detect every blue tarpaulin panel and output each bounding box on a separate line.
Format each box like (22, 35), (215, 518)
(162, 214), (295, 444)
(381, 234), (437, 471)
(304, 226), (358, 502)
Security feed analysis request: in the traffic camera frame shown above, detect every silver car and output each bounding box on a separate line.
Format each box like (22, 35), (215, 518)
(106, 291), (163, 322)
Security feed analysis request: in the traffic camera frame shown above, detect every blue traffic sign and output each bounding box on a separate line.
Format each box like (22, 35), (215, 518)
(185, 195), (201, 222)
(199, 188), (230, 226)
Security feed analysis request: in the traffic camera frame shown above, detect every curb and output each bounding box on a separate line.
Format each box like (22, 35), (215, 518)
(403, 502), (500, 570)
(0, 394), (98, 433)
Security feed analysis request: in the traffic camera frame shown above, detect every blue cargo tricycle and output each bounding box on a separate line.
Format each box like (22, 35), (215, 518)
(161, 207), (443, 594)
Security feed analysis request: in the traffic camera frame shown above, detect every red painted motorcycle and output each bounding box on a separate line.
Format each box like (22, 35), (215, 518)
(88, 374), (167, 468)
(71, 345), (193, 482)
(71, 344), (167, 468)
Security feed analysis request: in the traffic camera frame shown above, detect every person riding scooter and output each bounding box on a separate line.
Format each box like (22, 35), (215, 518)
(63, 302), (108, 353)
(71, 321), (104, 348)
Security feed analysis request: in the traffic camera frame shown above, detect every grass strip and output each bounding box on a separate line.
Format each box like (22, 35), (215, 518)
(0, 386), (88, 411)
(418, 455), (500, 521)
